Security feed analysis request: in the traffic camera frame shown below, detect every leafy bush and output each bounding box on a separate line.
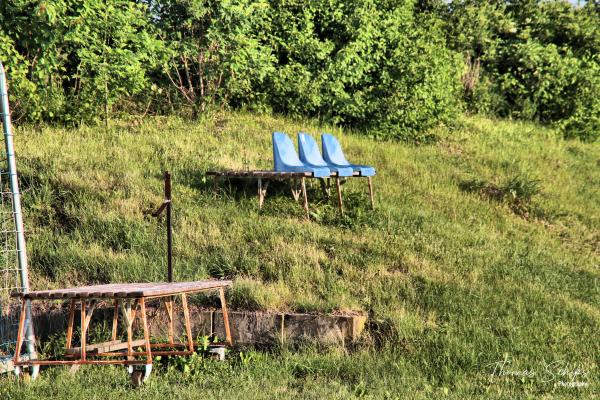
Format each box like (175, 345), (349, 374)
(445, 0), (600, 141)
(3, 0), (597, 140)
(0, 0), (160, 123)
(154, 0), (462, 139)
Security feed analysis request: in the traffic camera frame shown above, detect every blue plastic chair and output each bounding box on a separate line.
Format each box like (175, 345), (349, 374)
(298, 133), (354, 177)
(272, 132), (330, 177)
(321, 134), (376, 177)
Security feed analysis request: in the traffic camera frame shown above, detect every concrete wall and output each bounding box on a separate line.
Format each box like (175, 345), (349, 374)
(30, 304), (367, 347)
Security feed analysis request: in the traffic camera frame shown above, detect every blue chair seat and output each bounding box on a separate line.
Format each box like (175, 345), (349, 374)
(273, 132), (331, 177)
(298, 133), (354, 177)
(321, 134), (376, 177)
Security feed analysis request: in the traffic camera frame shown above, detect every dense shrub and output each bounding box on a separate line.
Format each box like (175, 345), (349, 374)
(153, 0), (462, 139)
(445, 0), (600, 141)
(0, 0), (160, 124)
(1, 0), (598, 141)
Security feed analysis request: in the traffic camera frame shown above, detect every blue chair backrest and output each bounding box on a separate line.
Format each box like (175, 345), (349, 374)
(273, 132), (304, 170)
(322, 134), (350, 166)
(298, 133), (327, 167)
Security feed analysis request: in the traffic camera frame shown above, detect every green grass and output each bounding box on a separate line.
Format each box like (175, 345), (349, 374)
(1, 112), (599, 399)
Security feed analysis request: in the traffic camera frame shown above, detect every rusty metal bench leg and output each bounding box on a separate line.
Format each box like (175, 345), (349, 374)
(219, 287), (232, 346)
(367, 176), (374, 209)
(335, 177), (344, 215)
(181, 293), (194, 352)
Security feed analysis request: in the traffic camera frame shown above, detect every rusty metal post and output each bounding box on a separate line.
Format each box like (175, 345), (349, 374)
(152, 171), (173, 282)
(165, 172), (172, 282)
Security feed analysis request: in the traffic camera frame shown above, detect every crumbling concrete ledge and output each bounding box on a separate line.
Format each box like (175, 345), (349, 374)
(214, 311), (367, 345)
(31, 305), (368, 347)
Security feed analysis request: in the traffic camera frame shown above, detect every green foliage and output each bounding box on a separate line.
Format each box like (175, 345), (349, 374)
(0, 0), (160, 123)
(152, 0), (462, 139)
(2, 1), (599, 140)
(150, 0), (275, 116)
(446, 0), (600, 141)
(63, 0), (162, 123)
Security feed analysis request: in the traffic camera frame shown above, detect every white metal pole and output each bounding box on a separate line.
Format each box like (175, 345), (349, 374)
(0, 62), (37, 370)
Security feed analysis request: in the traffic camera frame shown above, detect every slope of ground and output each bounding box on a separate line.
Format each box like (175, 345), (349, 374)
(1, 112), (598, 399)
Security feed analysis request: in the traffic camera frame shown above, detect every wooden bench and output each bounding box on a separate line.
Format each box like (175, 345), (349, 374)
(12, 280), (232, 382)
(206, 170), (374, 217)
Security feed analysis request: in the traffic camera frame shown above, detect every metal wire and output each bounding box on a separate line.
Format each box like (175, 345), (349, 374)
(0, 160), (22, 359)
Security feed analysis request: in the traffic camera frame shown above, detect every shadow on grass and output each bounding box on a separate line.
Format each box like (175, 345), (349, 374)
(192, 172), (386, 229)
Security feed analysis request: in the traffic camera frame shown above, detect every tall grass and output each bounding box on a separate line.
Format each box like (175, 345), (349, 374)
(1, 113), (598, 398)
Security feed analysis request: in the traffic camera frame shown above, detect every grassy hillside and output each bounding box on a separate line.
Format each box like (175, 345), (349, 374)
(2, 112), (599, 399)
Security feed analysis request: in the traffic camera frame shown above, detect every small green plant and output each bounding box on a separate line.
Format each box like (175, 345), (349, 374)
(460, 174), (541, 217)
(238, 350), (255, 367)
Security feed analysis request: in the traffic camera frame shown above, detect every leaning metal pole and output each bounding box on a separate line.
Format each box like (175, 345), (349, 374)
(0, 62), (38, 376)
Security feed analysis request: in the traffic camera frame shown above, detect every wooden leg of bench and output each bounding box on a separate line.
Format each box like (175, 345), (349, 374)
(139, 298), (152, 365)
(13, 299), (27, 364)
(65, 299), (76, 351)
(336, 177), (344, 215)
(301, 177), (309, 219)
(111, 300), (119, 341)
(258, 178), (263, 208)
(258, 179), (269, 208)
(219, 287), (232, 346)
(165, 297), (174, 345)
(80, 300), (87, 361)
(181, 293), (194, 352)
(368, 176), (374, 209)
(121, 300), (136, 357)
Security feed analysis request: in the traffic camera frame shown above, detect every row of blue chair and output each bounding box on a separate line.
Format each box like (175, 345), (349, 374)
(272, 132), (376, 178)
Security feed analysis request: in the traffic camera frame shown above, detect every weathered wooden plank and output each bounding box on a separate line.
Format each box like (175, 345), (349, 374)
(66, 340), (123, 355)
(15, 280), (233, 300)
(205, 170), (315, 179)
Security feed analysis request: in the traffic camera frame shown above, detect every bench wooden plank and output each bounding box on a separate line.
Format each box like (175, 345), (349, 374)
(206, 170), (314, 178)
(13, 280), (232, 300)
(66, 339), (147, 355)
